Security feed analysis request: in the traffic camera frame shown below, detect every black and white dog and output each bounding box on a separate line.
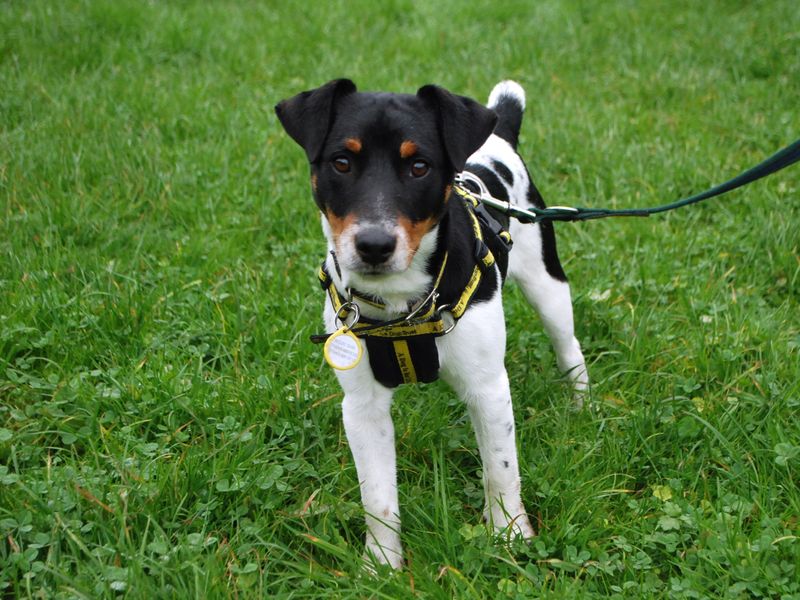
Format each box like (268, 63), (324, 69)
(275, 79), (588, 568)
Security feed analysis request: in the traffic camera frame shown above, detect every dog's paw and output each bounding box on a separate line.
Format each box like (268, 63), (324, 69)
(559, 359), (589, 410)
(485, 506), (536, 540)
(502, 513), (536, 540)
(572, 384), (588, 410)
(363, 540), (404, 571)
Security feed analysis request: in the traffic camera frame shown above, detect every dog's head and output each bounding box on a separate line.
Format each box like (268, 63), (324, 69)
(275, 79), (496, 278)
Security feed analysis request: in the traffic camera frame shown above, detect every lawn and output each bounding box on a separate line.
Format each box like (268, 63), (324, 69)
(1, 0), (799, 597)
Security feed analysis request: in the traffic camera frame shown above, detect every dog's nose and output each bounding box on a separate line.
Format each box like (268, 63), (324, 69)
(355, 227), (397, 265)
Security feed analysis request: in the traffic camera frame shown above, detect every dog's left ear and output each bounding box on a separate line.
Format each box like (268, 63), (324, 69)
(275, 79), (357, 163)
(417, 85), (497, 171)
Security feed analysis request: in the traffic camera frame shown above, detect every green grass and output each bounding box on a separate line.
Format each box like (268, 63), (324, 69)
(1, 0), (799, 597)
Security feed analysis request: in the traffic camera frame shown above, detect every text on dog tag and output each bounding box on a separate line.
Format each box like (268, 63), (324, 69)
(323, 327), (363, 370)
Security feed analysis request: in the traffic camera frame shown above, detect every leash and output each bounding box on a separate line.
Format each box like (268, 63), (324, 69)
(455, 137), (800, 224)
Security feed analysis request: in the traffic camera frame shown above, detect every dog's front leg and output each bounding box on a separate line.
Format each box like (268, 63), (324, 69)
(341, 385), (402, 568)
(460, 370), (535, 538)
(324, 297), (403, 568)
(322, 298), (403, 567)
(439, 296), (535, 539)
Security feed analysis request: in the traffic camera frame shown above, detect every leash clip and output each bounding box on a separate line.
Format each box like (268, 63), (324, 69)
(455, 172), (512, 214)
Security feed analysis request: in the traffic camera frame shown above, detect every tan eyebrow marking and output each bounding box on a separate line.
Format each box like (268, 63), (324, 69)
(400, 140), (418, 159)
(345, 138), (362, 153)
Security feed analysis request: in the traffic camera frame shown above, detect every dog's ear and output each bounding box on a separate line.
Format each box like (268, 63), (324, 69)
(417, 85), (497, 171)
(275, 79), (357, 163)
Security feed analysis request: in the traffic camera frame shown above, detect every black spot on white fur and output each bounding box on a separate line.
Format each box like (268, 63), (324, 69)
(492, 159), (514, 186)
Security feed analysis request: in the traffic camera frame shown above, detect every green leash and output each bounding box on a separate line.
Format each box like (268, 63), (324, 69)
(455, 137), (800, 224)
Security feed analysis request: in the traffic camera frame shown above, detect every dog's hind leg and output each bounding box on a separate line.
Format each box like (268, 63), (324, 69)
(507, 219), (589, 404)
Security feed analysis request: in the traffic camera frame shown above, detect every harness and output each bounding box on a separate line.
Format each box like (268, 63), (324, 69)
(311, 182), (512, 388)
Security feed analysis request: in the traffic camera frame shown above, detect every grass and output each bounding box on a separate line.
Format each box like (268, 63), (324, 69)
(1, 0), (799, 597)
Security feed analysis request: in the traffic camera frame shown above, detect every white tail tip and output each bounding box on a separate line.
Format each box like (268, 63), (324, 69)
(487, 80), (526, 111)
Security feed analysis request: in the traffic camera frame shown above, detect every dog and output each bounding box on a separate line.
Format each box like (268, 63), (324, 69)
(275, 79), (588, 568)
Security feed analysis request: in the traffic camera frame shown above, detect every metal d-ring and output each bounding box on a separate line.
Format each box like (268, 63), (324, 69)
(436, 304), (457, 334)
(335, 301), (360, 330)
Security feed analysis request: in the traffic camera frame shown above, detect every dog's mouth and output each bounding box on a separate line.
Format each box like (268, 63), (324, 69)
(351, 263), (403, 278)
(357, 267), (389, 275)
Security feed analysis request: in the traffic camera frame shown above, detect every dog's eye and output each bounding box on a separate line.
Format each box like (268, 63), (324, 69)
(332, 157), (351, 173)
(411, 160), (429, 178)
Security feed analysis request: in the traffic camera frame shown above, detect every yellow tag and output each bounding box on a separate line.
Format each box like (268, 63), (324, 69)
(323, 327), (363, 370)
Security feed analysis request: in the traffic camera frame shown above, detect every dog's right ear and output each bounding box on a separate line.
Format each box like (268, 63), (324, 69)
(274, 79), (357, 163)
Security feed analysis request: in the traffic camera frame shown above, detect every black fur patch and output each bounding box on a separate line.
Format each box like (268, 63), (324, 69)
(430, 199), (500, 310)
(492, 159), (514, 186)
(490, 94), (524, 149)
(523, 164), (567, 282)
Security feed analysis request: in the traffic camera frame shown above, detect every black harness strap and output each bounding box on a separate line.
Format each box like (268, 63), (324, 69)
(315, 266), (443, 386)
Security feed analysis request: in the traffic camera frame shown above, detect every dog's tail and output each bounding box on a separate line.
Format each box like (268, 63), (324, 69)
(487, 80), (525, 149)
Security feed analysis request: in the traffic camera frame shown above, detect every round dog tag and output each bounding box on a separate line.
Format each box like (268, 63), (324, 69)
(323, 327), (363, 370)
